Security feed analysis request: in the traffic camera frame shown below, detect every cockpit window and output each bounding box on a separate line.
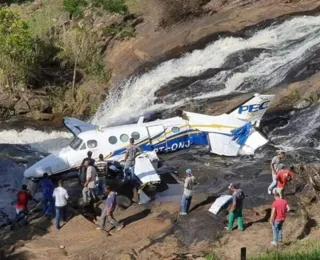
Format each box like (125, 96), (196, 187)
(87, 140), (98, 148)
(70, 137), (82, 150)
(80, 143), (86, 150)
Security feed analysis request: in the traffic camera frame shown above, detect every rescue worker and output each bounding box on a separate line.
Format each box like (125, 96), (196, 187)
(10, 184), (33, 230)
(180, 169), (198, 215)
(37, 173), (54, 216)
(268, 151), (286, 195)
(226, 183), (245, 231)
(124, 138), (141, 181)
(97, 185), (124, 231)
(95, 154), (108, 196)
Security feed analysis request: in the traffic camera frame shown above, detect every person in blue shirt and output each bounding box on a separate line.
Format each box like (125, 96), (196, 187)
(37, 173), (55, 216)
(97, 185), (123, 231)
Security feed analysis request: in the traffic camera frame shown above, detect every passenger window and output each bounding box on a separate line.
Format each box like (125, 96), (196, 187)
(131, 132), (140, 140)
(172, 127), (180, 133)
(87, 140), (98, 148)
(80, 143), (86, 150)
(108, 136), (117, 145)
(120, 134), (129, 143)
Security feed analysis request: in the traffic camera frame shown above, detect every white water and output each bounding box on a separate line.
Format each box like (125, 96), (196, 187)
(0, 16), (320, 151)
(93, 15), (320, 126)
(0, 129), (71, 153)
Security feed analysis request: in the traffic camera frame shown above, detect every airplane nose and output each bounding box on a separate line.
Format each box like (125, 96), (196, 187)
(24, 154), (70, 179)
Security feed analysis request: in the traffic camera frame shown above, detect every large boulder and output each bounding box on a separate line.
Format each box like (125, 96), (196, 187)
(14, 99), (30, 115)
(298, 184), (317, 205)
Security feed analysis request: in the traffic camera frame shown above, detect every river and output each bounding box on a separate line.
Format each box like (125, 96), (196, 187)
(0, 14), (320, 226)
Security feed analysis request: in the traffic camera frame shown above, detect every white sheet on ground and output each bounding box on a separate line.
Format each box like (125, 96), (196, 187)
(208, 195), (233, 215)
(208, 133), (240, 156)
(134, 153), (160, 184)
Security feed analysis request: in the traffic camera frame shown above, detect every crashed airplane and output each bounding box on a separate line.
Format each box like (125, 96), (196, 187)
(24, 93), (275, 179)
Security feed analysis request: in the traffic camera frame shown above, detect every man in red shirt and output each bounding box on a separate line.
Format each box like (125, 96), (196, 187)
(270, 191), (290, 246)
(11, 184), (33, 230)
(276, 167), (294, 198)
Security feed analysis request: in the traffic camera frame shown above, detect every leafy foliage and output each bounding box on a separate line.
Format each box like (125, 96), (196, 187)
(0, 9), (37, 89)
(63, 0), (86, 18)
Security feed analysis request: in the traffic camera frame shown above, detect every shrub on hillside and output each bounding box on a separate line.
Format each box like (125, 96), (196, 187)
(92, 0), (127, 14)
(152, 0), (209, 27)
(63, 0), (87, 18)
(0, 9), (37, 90)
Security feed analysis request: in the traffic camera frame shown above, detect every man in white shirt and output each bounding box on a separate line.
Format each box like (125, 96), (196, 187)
(82, 160), (97, 205)
(53, 179), (69, 230)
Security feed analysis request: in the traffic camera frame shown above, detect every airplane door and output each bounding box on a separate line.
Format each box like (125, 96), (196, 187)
(147, 125), (167, 152)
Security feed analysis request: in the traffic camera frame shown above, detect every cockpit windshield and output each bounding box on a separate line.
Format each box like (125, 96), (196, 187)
(70, 137), (83, 150)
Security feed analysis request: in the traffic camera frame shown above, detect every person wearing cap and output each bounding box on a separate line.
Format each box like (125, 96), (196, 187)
(227, 183), (245, 231)
(270, 191), (290, 246)
(268, 151), (286, 195)
(180, 169), (198, 216)
(276, 166), (295, 199)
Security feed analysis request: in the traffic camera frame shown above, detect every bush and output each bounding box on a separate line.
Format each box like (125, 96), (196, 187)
(63, 0), (87, 18)
(93, 0), (127, 13)
(0, 9), (37, 90)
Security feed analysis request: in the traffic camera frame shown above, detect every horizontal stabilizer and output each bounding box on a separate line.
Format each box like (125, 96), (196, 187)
(63, 117), (98, 136)
(229, 94), (275, 122)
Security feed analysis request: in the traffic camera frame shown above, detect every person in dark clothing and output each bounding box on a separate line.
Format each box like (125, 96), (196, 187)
(95, 154), (108, 195)
(11, 185), (33, 230)
(81, 151), (95, 168)
(37, 173), (54, 216)
(226, 183), (245, 231)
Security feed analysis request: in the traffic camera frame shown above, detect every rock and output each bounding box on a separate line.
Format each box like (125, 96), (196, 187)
(285, 207), (309, 240)
(294, 99), (312, 110)
(117, 253), (135, 260)
(14, 240), (25, 249)
(14, 99), (29, 115)
(59, 245), (65, 249)
(26, 112), (54, 121)
(298, 184), (317, 205)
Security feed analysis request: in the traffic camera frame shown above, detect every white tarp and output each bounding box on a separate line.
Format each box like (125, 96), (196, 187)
(208, 195), (232, 215)
(134, 153), (160, 184)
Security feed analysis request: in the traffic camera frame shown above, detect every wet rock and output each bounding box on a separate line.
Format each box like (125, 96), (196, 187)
(298, 184), (317, 205)
(294, 99), (312, 110)
(26, 112), (54, 121)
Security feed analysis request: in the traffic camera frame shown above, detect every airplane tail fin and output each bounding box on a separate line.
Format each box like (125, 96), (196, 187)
(228, 94), (275, 123)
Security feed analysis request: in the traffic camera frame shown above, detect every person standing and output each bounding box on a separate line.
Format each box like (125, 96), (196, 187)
(268, 151), (286, 195)
(37, 173), (54, 216)
(53, 179), (69, 230)
(226, 183), (245, 231)
(95, 154), (108, 196)
(97, 185), (123, 231)
(81, 151), (95, 167)
(180, 169), (197, 216)
(124, 138), (141, 181)
(11, 185), (33, 230)
(270, 191), (290, 246)
(276, 167), (295, 199)
(82, 160), (97, 205)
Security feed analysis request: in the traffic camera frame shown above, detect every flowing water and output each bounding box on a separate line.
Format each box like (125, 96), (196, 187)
(1, 15), (320, 225)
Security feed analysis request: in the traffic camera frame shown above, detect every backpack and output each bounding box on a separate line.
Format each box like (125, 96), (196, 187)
(236, 190), (245, 202)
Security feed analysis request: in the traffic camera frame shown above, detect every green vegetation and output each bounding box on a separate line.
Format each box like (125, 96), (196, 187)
(250, 240), (320, 260)
(63, 0), (128, 18)
(103, 23), (136, 38)
(0, 9), (37, 91)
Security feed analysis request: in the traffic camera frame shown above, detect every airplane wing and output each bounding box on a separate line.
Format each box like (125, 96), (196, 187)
(63, 117), (98, 136)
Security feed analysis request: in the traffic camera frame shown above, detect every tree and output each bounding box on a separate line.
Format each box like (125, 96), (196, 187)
(0, 9), (36, 91)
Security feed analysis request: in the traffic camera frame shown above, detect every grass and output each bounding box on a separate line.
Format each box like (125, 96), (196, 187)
(9, 0), (66, 37)
(125, 0), (142, 14)
(250, 240), (320, 260)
